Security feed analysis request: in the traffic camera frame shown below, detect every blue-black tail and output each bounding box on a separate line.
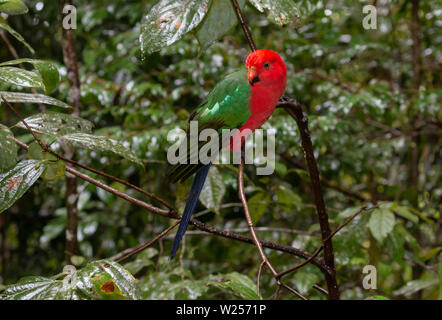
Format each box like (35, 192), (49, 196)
(169, 163), (212, 259)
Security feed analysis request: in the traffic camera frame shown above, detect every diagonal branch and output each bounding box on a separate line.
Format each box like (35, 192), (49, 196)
(239, 157), (307, 300)
(8, 129), (328, 273)
(231, 0), (257, 51)
(111, 221), (180, 263)
(1, 95), (176, 213)
(276, 204), (376, 279)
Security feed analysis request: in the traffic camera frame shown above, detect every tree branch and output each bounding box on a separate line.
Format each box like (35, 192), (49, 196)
(229, 0), (341, 298)
(279, 98), (340, 299)
(230, 0), (257, 51)
(276, 204), (376, 279)
(7, 123), (328, 274)
(238, 157), (307, 300)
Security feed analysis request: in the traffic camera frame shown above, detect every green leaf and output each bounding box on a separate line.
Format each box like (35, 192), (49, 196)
(438, 262), (442, 300)
(248, 192), (270, 223)
(25, 142), (66, 181)
(420, 247), (442, 262)
(2, 260), (140, 300)
(338, 206), (363, 220)
(0, 21), (34, 54)
(247, 0), (299, 25)
(275, 184), (302, 211)
(17, 112), (93, 136)
(1, 276), (71, 300)
(0, 124), (17, 173)
(0, 59), (60, 94)
(195, 0), (245, 49)
(59, 133), (144, 167)
(0, 67), (43, 89)
(386, 227), (404, 266)
(0, 160), (46, 213)
(393, 278), (438, 297)
(394, 206), (419, 224)
(138, 266), (208, 299)
(76, 260), (140, 300)
(207, 272), (262, 300)
(368, 208), (395, 244)
(293, 271), (319, 294)
(140, 0), (210, 56)
(367, 295), (390, 300)
(0, 91), (71, 109)
(0, 0), (28, 15)
(123, 248), (157, 275)
(199, 166), (225, 213)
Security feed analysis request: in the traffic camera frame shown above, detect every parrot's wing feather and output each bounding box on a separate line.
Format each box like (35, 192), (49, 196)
(168, 69), (251, 183)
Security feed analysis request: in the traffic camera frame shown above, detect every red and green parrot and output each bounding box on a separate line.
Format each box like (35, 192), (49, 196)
(168, 49), (287, 259)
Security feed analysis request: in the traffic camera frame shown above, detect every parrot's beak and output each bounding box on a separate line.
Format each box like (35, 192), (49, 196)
(247, 67), (260, 86)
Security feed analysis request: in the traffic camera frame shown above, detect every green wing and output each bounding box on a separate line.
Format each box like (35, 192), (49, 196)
(168, 69), (251, 183)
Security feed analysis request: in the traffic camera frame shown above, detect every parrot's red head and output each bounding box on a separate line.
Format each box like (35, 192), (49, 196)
(245, 49), (287, 97)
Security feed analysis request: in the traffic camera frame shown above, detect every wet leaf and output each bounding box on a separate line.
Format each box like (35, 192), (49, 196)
(393, 278), (438, 297)
(0, 59), (60, 94)
(0, 160), (46, 213)
(0, 67), (43, 89)
(76, 260), (140, 300)
(25, 142), (66, 181)
(394, 206), (419, 224)
(368, 208), (395, 244)
(1, 276), (71, 300)
(195, 0), (245, 49)
(200, 166), (225, 213)
(248, 0), (300, 25)
(248, 192), (270, 223)
(275, 184), (302, 211)
(140, 0), (210, 56)
(207, 272), (261, 300)
(17, 112), (93, 136)
(0, 21), (34, 54)
(2, 260), (139, 300)
(0, 0), (28, 15)
(0, 91), (71, 109)
(0, 124), (17, 173)
(59, 133), (144, 167)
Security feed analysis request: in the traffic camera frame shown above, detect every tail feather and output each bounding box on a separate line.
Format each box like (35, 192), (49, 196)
(169, 163), (212, 259)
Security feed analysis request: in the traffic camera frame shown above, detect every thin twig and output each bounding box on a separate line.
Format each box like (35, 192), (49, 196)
(257, 260), (265, 297)
(65, 166), (170, 216)
(230, 0), (257, 51)
(313, 284), (328, 296)
(239, 157), (307, 300)
(112, 221), (180, 263)
(238, 158), (277, 276)
(276, 205), (375, 279)
(1, 95), (176, 214)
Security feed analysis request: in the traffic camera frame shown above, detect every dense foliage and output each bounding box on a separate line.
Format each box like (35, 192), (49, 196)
(0, 0), (440, 300)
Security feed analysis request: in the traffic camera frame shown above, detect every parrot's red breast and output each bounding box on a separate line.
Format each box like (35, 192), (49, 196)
(230, 49), (287, 150)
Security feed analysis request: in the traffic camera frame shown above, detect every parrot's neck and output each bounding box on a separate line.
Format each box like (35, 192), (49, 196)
(247, 81), (285, 130)
(229, 80), (285, 151)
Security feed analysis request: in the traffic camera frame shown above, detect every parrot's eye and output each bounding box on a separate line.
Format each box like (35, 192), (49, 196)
(263, 62), (270, 69)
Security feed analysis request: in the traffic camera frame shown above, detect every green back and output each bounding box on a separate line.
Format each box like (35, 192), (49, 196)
(191, 68), (251, 130)
(168, 68), (251, 183)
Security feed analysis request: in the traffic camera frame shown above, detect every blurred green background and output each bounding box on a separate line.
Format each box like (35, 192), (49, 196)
(0, 0), (440, 300)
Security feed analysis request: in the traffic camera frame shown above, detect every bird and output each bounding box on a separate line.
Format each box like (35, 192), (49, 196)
(168, 49), (287, 259)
